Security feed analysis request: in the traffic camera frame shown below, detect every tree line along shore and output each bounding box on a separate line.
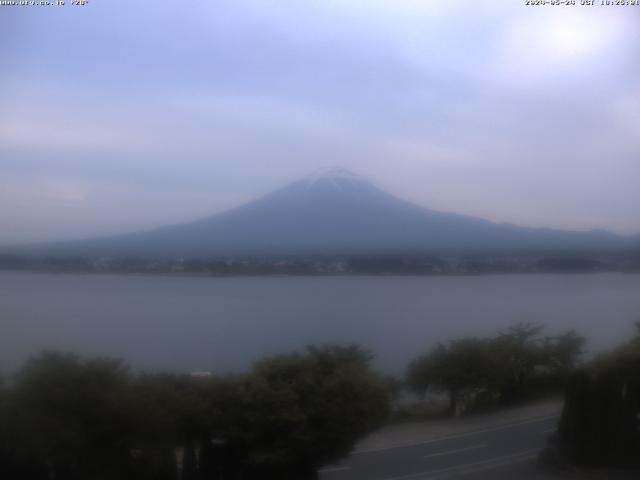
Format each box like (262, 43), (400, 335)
(1, 252), (639, 276)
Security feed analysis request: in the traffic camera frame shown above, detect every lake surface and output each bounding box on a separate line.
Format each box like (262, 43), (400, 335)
(1, 272), (639, 375)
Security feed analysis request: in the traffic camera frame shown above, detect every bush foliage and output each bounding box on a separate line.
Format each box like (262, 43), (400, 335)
(0, 346), (390, 480)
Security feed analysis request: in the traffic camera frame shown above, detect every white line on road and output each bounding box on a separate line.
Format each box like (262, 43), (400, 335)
(423, 443), (487, 459)
(353, 414), (559, 455)
(380, 448), (540, 480)
(453, 453), (538, 478)
(318, 466), (350, 474)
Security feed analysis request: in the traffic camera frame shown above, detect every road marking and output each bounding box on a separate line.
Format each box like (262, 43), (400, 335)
(380, 448), (539, 480)
(353, 413), (559, 455)
(423, 443), (487, 459)
(318, 466), (350, 474)
(454, 450), (538, 475)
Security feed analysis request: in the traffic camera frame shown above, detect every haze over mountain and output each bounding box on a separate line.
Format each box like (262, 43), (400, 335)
(6, 167), (634, 258)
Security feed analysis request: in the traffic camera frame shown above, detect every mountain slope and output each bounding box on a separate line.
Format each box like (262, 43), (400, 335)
(7, 167), (632, 257)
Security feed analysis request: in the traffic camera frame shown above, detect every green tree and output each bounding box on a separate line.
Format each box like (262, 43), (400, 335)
(1, 346), (390, 480)
(541, 330), (586, 376)
(10, 352), (136, 480)
(223, 345), (390, 479)
(492, 323), (546, 402)
(407, 339), (499, 415)
(408, 324), (586, 414)
(554, 324), (640, 468)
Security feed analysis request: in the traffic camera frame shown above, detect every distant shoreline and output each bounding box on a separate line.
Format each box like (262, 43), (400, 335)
(1, 251), (638, 278)
(1, 267), (639, 279)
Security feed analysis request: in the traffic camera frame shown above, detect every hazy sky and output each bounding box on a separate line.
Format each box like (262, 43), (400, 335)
(1, 0), (639, 244)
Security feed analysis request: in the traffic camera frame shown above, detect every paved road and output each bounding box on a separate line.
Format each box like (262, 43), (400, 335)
(319, 412), (561, 480)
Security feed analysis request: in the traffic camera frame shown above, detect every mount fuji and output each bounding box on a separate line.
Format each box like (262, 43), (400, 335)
(7, 167), (632, 257)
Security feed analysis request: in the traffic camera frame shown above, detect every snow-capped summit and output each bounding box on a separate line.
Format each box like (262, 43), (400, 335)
(303, 166), (370, 190)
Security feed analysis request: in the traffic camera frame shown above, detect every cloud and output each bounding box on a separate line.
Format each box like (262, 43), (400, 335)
(1, 0), (639, 241)
(493, 7), (636, 87)
(611, 84), (640, 142)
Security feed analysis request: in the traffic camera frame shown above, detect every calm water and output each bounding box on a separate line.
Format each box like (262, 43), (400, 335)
(1, 271), (639, 375)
